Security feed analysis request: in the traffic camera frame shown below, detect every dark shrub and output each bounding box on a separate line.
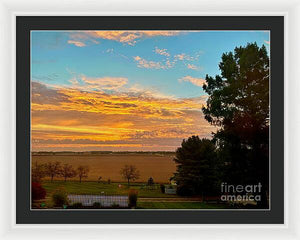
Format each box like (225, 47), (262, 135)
(244, 203), (256, 209)
(111, 203), (119, 208)
(147, 177), (154, 186)
(160, 184), (165, 193)
(128, 189), (138, 208)
(97, 176), (102, 183)
(72, 202), (83, 208)
(52, 187), (68, 207)
(32, 182), (46, 200)
(66, 202), (83, 209)
(93, 202), (101, 208)
(176, 185), (195, 196)
(107, 179), (111, 184)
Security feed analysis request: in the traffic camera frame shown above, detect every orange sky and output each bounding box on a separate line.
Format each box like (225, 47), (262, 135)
(31, 30), (267, 151)
(31, 81), (215, 151)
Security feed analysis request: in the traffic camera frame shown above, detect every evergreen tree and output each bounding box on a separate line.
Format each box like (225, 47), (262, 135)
(173, 136), (219, 197)
(202, 43), (269, 207)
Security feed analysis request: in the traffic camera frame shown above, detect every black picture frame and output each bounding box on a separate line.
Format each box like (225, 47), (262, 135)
(16, 16), (284, 224)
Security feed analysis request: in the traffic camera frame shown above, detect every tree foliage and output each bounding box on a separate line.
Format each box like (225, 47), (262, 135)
(32, 162), (46, 183)
(44, 161), (62, 182)
(52, 187), (68, 207)
(173, 136), (219, 196)
(128, 189), (138, 208)
(120, 165), (140, 186)
(202, 43), (269, 206)
(77, 165), (89, 183)
(147, 177), (154, 186)
(61, 163), (76, 182)
(32, 182), (46, 200)
(202, 42), (269, 132)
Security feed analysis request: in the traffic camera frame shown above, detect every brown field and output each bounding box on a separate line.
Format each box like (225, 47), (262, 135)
(32, 153), (177, 183)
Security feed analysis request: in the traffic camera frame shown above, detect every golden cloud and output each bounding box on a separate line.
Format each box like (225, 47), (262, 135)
(154, 47), (170, 57)
(133, 56), (174, 69)
(187, 64), (200, 70)
(133, 47), (203, 71)
(178, 76), (206, 87)
(69, 31), (180, 46)
(67, 40), (86, 47)
(79, 76), (128, 91)
(31, 81), (215, 151)
(174, 53), (195, 61)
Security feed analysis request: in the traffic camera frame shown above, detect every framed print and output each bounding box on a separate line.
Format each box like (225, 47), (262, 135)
(16, 16), (284, 224)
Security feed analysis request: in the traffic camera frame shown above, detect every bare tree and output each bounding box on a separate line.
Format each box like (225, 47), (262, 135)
(32, 161), (46, 183)
(77, 165), (89, 183)
(44, 161), (61, 182)
(61, 164), (76, 182)
(120, 165), (140, 186)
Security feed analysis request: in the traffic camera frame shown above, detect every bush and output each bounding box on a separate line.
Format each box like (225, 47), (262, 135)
(66, 202), (83, 209)
(107, 179), (111, 184)
(93, 202), (102, 208)
(52, 187), (68, 207)
(111, 203), (119, 208)
(72, 202), (83, 208)
(160, 184), (165, 193)
(176, 185), (195, 196)
(128, 189), (138, 208)
(32, 182), (46, 200)
(147, 177), (154, 186)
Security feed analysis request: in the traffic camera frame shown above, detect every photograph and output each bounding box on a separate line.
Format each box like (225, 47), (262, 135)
(30, 30), (270, 210)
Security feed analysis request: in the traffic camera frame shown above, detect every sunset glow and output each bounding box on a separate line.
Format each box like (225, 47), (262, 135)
(31, 30), (269, 151)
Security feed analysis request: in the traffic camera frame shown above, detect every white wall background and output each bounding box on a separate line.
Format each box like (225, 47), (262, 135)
(0, 0), (299, 239)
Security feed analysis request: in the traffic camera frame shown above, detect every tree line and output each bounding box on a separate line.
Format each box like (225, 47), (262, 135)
(32, 161), (141, 186)
(173, 43), (269, 207)
(32, 161), (89, 183)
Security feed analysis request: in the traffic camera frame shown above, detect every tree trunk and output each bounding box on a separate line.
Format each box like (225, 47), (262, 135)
(80, 176), (82, 183)
(51, 175), (53, 182)
(128, 178), (130, 186)
(64, 176), (67, 182)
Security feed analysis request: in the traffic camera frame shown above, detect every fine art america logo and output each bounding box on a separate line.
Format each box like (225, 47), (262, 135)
(220, 182), (262, 202)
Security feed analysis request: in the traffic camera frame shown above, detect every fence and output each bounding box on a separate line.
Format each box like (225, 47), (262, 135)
(165, 188), (176, 194)
(164, 185), (177, 194)
(68, 194), (128, 207)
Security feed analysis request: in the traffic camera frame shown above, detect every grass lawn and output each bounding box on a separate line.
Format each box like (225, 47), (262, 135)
(137, 201), (230, 209)
(41, 180), (179, 198)
(37, 181), (231, 209)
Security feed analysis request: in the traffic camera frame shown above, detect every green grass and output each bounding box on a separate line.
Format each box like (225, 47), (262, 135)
(41, 180), (179, 198)
(137, 201), (230, 209)
(38, 180), (231, 209)
(35, 181), (234, 209)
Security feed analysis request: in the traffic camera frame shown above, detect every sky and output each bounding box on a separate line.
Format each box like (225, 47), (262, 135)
(31, 30), (270, 152)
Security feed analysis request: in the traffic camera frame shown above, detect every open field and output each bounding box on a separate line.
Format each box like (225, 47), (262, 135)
(32, 153), (176, 183)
